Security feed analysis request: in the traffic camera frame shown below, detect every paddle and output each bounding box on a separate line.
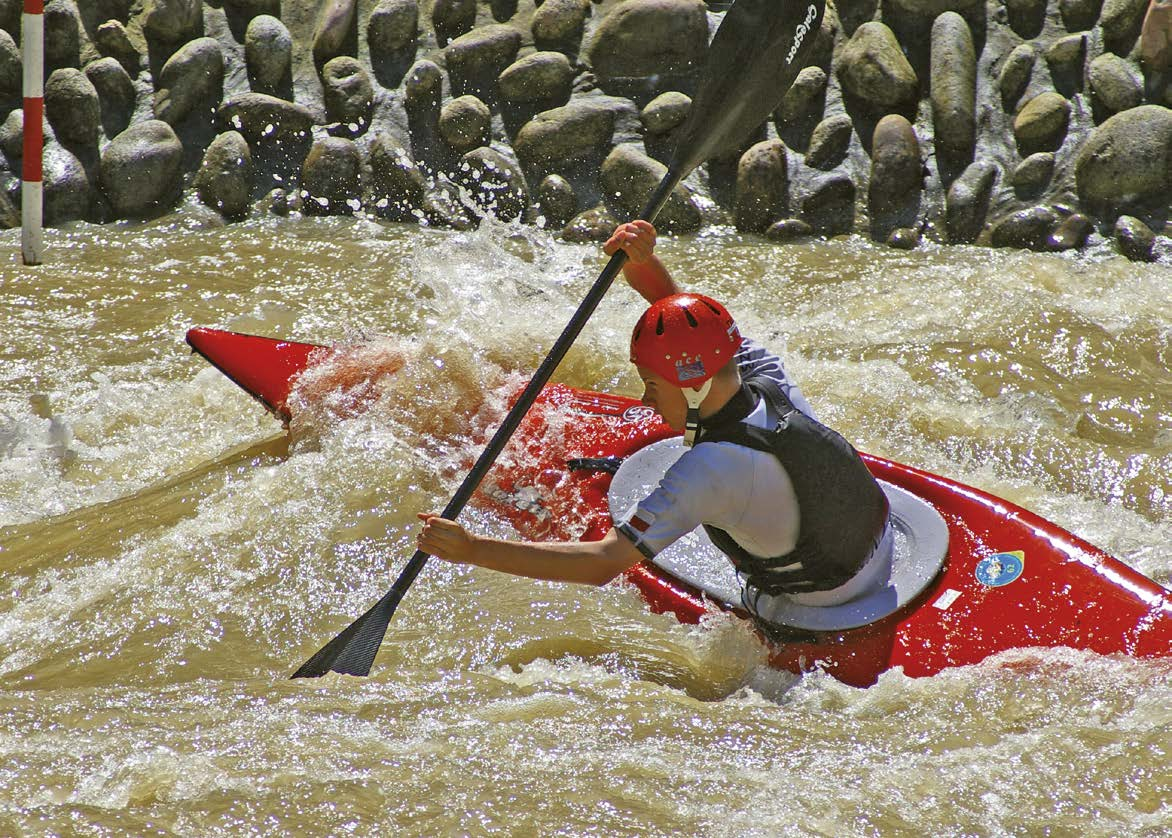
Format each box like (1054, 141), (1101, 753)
(292, 0), (827, 679)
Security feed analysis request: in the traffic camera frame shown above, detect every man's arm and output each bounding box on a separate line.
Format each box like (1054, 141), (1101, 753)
(417, 514), (645, 586)
(604, 221), (680, 303)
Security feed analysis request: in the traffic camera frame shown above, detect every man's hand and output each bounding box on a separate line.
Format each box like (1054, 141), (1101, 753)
(417, 513), (477, 565)
(604, 220), (657, 264)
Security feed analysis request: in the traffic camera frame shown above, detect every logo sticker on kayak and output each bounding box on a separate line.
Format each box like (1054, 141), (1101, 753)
(976, 551), (1025, 587)
(621, 405), (659, 423)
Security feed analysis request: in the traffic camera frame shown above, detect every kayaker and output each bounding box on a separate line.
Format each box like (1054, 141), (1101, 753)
(418, 221), (892, 631)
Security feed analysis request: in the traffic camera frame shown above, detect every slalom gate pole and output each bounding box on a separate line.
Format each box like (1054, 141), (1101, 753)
(21, 0), (43, 266)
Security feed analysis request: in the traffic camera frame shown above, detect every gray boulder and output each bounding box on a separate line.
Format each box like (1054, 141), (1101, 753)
(245, 15), (293, 97)
(600, 143), (700, 232)
(514, 99), (617, 180)
(562, 203), (619, 243)
(536, 173), (576, 228)
(1011, 152), (1055, 195)
(421, 180), (476, 229)
(801, 173), (855, 236)
(369, 0), (418, 54)
(194, 130), (253, 219)
(765, 218), (814, 241)
(142, 0), (203, 47)
(640, 91), (691, 135)
(154, 37), (224, 127)
(45, 68), (100, 150)
(1114, 214), (1156, 261)
(499, 52), (575, 108)
(95, 20), (141, 77)
(885, 0), (982, 16)
(43, 142), (92, 224)
(0, 0), (16, 38)
(998, 44), (1035, 110)
(404, 59), (443, 118)
(1059, 0), (1103, 31)
(44, 0), (81, 72)
(455, 146), (530, 221)
(1045, 212), (1093, 252)
(368, 0), (418, 83)
(223, 0), (280, 22)
(1013, 92), (1071, 155)
(640, 90), (690, 163)
(322, 56), (374, 128)
(0, 108), (29, 160)
(219, 93), (316, 145)
(439, 95), (491, 155)
(432, 0), (476, 48)
(734, 139), (788, 233)
(868, 114), (922, 235)
(1075, 105), (1172, 207)
(930, 12), (976, 158)
(805, 114), (852, 170)
(774, 66), (827, 148)
(887, 227), (921, 249)
(945, 160), (998, 243)
(584, 0), (708, 94)
(532, 0), (592, 57)
(1101, 0), (1149, 51)
(989, 206), (1059, 249)
(404, 59), (446, 170)
(837, 22), (919, 114)
(0, 184), (17, 229)
(366, 132), (425, 221)
(1088, 53), (1144, 117)
(1006, 0), (1047, 37)
(1045, 34), (1086, 95)
(99, 120), (184, 218)
(0, 30), (20, 106)
(84, 58), (136, 139)
(301, 137), (362, 214)
(444, 24), (523, 104)
(312, 0), (358, 68)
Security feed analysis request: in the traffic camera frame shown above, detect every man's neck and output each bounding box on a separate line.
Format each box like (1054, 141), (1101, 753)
(698, 378), (754, 429)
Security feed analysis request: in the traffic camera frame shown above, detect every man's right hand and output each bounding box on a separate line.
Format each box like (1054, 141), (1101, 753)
(604, 220), (657, 264)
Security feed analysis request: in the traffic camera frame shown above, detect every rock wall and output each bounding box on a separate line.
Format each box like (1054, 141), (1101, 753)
(0, 0), (1168, 260)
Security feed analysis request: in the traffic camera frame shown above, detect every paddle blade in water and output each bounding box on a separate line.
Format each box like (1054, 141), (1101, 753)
(291, 587), (405, 678)
(671, 0), (826, 174)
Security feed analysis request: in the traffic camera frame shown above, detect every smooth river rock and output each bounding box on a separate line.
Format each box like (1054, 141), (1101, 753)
(99, 119), (184, 219)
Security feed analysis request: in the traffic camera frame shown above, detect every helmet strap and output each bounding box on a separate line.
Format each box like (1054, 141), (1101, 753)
(682, 380), (713, 447)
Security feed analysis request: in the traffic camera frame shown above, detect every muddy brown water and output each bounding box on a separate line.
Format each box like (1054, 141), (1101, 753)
(0, 211), (1168, 836)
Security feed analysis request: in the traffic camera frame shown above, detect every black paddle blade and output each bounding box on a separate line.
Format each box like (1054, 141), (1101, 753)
(291, 586), (404, 678)
(671, 0), (826, 173)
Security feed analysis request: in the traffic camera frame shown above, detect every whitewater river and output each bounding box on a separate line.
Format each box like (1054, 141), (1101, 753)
(1, 208), (1169, 836)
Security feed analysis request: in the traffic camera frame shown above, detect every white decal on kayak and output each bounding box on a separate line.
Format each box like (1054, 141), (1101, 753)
(787, 5), (819, 65)
(932, 589), (961, 610)
(622, 405), (658, 423)
(482, 484), (550, 521)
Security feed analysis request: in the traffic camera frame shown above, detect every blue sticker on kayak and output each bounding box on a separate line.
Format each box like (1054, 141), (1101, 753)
(976, 551), (1025, 587)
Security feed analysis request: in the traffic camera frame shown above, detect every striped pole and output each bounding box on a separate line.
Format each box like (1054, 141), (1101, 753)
(21, 0), (43, 266)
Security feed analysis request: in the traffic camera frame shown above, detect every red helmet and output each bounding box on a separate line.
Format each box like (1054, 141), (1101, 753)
(629, 293), (743, 388)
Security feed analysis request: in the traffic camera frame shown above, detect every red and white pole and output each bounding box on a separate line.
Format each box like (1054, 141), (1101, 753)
(21, 0), (43, 265)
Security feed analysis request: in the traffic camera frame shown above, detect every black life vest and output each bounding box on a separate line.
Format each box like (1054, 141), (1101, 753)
(699, 376), (889, 605)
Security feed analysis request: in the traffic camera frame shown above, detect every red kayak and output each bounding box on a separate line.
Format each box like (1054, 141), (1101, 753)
(186, 327), (1172, 687)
